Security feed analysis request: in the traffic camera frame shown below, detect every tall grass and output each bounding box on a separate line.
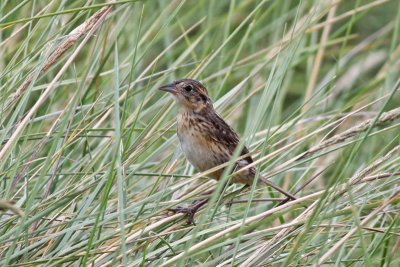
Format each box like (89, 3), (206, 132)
(1, 0), (399, 266)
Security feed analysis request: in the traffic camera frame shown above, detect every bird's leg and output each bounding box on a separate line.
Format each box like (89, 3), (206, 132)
(169, 182), (232, 224)
(199, 189), (214, 197)
(169, 198), (209, 224)
(260, 178), (297, 201)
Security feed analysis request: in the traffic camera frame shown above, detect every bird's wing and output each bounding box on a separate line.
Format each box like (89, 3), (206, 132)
(205, 112), (253, 163)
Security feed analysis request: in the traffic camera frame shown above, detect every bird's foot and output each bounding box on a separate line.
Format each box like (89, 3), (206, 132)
(168, 199), (208, 225)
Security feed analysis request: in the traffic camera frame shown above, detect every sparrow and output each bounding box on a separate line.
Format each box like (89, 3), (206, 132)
(159, 78), (295, 223)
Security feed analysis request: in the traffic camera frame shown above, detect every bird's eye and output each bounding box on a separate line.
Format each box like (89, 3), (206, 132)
(184, 84), (193, 92)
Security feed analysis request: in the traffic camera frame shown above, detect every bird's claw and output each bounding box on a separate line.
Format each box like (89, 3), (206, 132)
(168, 206), (197, 225)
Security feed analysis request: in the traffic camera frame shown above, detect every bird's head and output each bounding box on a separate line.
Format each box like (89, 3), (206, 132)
(159, 79), (211, 112)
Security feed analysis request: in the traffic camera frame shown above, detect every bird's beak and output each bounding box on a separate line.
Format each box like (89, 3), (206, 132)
(159, 83), (177, 94)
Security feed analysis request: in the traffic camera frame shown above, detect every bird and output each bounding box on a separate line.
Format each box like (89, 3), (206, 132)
(159, 78), (296, 223)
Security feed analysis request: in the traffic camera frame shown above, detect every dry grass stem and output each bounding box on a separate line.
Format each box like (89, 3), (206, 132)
(3, 6), (113, 112)
(305, 107), (400, 157)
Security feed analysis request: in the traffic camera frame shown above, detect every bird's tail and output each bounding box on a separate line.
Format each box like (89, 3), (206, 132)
(259, 175), (297, 201)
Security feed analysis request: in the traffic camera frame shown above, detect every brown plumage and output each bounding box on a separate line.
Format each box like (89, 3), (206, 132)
(159, 78), (295, 223)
